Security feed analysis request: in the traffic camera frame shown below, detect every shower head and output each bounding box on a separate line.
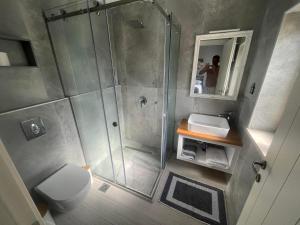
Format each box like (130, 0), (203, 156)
(128, 19), (145, 29)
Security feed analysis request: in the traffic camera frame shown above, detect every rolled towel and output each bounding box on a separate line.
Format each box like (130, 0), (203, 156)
(182, 151), (196, 158)
(181, 154), (195, 160)
(182, 142), (198, 159)
(206, 146), (229, 168)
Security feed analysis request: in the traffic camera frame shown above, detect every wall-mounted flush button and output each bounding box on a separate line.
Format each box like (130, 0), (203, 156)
(30, 123), (40, 135)
(21, 117), (46, 140)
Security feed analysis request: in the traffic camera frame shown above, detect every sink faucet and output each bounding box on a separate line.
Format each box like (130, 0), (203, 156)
(217, 111), (234, 122)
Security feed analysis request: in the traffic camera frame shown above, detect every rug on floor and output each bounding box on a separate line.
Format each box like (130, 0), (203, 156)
(160, 172), (227, 225)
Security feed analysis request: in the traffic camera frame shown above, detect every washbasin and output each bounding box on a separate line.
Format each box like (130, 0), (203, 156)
(188, 114), (230, 137)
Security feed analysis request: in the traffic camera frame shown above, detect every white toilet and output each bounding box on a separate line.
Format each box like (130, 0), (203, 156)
(35, 164), (91, 212)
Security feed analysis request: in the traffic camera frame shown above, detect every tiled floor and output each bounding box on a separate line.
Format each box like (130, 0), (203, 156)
(53, 155), (230, 225)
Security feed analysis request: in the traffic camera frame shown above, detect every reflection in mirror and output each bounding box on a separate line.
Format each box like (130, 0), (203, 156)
(190, 31), (253, 100)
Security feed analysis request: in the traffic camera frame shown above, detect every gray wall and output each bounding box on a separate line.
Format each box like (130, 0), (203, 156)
(238, 0), (300, 129)
(0, 0), (86, 201)
(161, 0), (267, 122)
(248, 12), (300, 132)
(226, 133), (263, 224)
(0, 99), (85, 193)
(0, 0), (64, 113)
(227, 0), (300, 224)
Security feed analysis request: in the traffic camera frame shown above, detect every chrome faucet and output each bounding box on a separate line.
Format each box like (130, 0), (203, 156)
(217, 111), (234, 122)
(139, 96), (147, 108)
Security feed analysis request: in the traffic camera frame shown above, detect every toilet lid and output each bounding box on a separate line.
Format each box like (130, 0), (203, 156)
(35, 164), (91, 201)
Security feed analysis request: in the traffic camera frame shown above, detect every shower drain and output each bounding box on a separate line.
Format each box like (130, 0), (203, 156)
(99, 183), (110, 193)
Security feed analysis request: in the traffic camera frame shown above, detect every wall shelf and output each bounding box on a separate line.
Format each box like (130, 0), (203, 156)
(0, 35), (37, 67)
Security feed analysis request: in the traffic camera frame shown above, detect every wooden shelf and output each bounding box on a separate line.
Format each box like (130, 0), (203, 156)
(177, 119), (242, 147)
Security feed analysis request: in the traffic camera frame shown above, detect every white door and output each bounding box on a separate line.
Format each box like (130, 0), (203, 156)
(0, 140), (45, 225)
(262, 141), (300, 225)
(237, 73), (300, 225)
(215, 37), (236, 95)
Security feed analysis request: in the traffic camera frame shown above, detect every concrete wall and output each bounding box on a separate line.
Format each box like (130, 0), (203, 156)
(161, 0), (267, 122)
(0, 0), (64, 113)
(0, 0), (86, 201)
(248, 12), (300, 132)
(0, 99), (85, 196)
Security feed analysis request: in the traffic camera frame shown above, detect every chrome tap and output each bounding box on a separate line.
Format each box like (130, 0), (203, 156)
(217, 111), (233, 122)
(139, 96), (147, 108)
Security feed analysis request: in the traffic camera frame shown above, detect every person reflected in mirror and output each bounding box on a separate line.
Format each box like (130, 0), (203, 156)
(199, 55), (220, 94)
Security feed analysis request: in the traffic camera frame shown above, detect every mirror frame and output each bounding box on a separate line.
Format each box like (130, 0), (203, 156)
(190, 30), (253, 100)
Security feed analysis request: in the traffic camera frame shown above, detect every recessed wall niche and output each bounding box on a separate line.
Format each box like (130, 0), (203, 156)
(0, 36), (37, 67)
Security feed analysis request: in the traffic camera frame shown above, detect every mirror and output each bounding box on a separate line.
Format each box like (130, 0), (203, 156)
(190, 31), (253, 100)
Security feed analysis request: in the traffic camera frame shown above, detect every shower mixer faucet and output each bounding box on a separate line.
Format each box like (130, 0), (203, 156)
(139, 96), (147, 108)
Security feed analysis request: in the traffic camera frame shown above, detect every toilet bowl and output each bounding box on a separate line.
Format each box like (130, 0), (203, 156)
(35, 164), (91, 212)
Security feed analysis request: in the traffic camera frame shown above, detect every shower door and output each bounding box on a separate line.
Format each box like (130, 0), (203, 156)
(46, 1), (126, 186)
(94, 1), (166, 197)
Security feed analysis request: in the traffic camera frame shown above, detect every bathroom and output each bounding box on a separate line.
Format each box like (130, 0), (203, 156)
(1, 0), (300, 225)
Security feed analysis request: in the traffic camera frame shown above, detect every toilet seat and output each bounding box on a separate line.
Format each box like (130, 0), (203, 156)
(35, 164), (91, 211)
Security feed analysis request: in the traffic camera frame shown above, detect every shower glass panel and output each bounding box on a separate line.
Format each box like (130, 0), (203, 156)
(46, 2), (118, 182)
(45, 0), (180, 198)
(101, 1), (166, 196)
(88, 8), (126, 186)
(162, 15), (181, 168)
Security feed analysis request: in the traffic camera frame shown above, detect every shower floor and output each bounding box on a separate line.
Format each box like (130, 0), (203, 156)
(94, 147), (161, 197)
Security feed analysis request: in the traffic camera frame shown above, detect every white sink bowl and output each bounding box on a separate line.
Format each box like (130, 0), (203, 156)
(188, 114), (230, 137)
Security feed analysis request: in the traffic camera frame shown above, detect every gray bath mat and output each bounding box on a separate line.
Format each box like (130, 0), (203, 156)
(160, 172), (227, 225)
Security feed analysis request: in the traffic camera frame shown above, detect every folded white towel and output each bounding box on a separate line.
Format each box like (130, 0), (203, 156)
(182, 149), (197, 158)
(181, 154), (195, 160)
(206, 146), (228, 168)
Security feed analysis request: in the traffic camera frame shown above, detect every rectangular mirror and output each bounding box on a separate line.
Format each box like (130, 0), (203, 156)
(190, 31), (253, 100)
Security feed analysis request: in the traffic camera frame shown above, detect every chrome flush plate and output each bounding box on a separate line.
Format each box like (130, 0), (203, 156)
(20, 117), (46, 140)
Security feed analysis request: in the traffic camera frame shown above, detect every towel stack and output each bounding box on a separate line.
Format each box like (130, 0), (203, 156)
(180, 139), (229, 169)
(206, 145), (229, 168)
(181, 141), (198, 160)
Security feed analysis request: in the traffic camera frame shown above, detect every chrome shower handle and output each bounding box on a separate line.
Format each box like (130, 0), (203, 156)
(139, 96), (147, 108)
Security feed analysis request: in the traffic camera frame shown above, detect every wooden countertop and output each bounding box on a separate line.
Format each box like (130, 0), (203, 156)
(177, 119), (242, 147)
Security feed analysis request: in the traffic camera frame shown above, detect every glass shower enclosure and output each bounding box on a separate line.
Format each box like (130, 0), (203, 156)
(44, 0), (180, 197)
